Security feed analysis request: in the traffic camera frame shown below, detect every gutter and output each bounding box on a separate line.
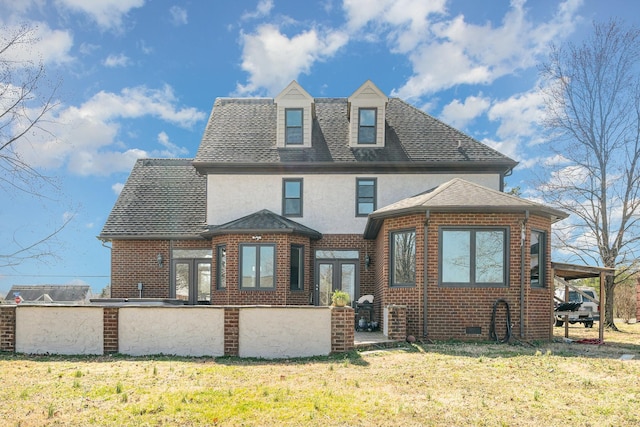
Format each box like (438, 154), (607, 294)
(520, 210), (529, 339)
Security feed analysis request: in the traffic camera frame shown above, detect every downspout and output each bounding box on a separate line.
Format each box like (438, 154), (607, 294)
(423, 210), (430, 337)
(520, 211), (529, 339)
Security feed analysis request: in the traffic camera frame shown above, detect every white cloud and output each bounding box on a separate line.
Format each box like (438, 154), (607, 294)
(79, 42), (100, 55)
(481, 137), (519, 162)
(77, 85), (206, 127)
(488, 89), (545, 142)
(12, 85), (205, 176)
(55, 0), (145, 31)
(343, 0), (446, 52)
(440, 95), (490, 129)
(112, 182), (125, 195)
(392, 0), (582, 99)
(103, 53), (131, 67)
(236, 24), (348, 96)
(157, 131), (189, 157)
(169, 5), (187, 26)
(0, 23), (74, 67)
(241, 0), (273, 21)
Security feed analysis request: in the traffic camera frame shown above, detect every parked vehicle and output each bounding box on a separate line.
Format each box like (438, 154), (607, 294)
(554, 287), (599, 328)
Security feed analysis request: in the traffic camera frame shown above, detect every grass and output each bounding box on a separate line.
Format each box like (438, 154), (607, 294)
(0, 321), (638, 426)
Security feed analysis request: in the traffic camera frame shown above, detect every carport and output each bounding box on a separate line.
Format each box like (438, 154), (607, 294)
(551, 262), (616, 342)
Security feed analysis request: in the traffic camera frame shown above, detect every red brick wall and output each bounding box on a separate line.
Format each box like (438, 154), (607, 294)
(374, 212), (554, 341)
(385, 305), (407, 340)
(0, 306), (16, 352)
(211, 233), (313, 306)
(110, 239), (211, 299)
(111, 240), (169, 298)
(224, 308), (239, 356)
(374, 214), (425, 337)
(312, 234), (375, 301)
(331, 307), (355, 353)
(103, 307), (118, 353)
(111, 233), (374, 307)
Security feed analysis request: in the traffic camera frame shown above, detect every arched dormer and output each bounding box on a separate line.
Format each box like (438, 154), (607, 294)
(275, 81), (314, 148)
(348, 80), (388, 148)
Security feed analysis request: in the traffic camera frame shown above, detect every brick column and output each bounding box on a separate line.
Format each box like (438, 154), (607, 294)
(103, 307), (119, 354)
(331, 307), (354, 353)
(0, 306), (16, 352)
(224, 307), (240, 357)
(384, 305), (407, 340)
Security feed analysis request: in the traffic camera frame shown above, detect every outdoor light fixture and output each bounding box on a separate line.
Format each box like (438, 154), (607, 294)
(157, 253), (163, 268)
(365, 254), (371, 268)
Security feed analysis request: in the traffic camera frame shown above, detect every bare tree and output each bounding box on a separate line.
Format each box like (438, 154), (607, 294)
(539, 20), (640, 330)
(0, 24), (67, 268)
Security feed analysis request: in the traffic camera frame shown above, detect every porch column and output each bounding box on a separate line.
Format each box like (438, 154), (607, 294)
(331, 307), (354, 353)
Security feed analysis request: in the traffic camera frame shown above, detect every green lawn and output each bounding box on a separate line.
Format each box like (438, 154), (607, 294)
(1, 321), (638, 426)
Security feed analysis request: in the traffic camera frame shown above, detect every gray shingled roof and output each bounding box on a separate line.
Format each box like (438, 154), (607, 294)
(99, 159), (206, 240)
(193, 98), (517, 172)
(204, 209), (322, 239)
(7, 285), (91, 303)
(363, 178), (568, 238)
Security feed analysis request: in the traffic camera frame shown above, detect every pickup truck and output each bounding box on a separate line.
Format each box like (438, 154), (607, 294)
(554, 287), (599, 328)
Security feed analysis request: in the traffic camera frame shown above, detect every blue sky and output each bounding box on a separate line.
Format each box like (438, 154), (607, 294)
(0, 0), (637, 295)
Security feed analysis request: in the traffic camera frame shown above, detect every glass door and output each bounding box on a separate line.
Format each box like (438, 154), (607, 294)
(315, 260), (357, 306)
(173, 259), (211, 305)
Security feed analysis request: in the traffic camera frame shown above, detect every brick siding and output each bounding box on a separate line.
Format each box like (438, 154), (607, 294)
(0, 306), (16, 352)
(331, 307), (354, 353)
(111, 233), (374, 308)
(385, 305), (407, 340)
(103, 307), (119, 353)
(224, 307), (240, 356)
(374, 212), (554, 341)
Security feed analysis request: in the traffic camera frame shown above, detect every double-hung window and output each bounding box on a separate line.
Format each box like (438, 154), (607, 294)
(290, 245), (304, 291)
(356, 178), (376, 216)
(285, 108), (303, 145)
(530, 230), (545, 287)
(240, 244), (275, 289)
(283, 178), (303, 217)
(358, 108), (377, 144)
(390, 229), (416, 287)
(440, 227), (507, 287)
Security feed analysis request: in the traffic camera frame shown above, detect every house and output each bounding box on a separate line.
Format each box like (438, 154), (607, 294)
(99, 80), (568, 340)
(5, 284), (92, 304)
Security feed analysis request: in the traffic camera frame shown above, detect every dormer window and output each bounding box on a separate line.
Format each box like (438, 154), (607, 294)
(275, 81), (314, 148)
(358, 108), (377, 144)
(348, 80), (388, 148)
(285, 108), (303, 145)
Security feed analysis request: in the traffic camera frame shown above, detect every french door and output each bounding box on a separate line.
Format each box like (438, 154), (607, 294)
(172, 259), (211, 305)
(314, 260), (357, 306)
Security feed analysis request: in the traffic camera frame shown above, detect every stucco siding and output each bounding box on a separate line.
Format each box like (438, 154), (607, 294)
(118, 306), (225, 357)
(15, 306), (103, 355)
(238, 307), (331, 358)
(207, 173), (500, 233)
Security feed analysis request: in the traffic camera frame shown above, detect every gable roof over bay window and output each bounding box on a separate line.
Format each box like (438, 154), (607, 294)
(363, 178), (569, 239)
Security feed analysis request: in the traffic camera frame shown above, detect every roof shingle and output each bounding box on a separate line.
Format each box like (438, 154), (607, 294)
(193, 98), (517, 170)
(99, 159), (206, 239)
(364, 178), (568, 238)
